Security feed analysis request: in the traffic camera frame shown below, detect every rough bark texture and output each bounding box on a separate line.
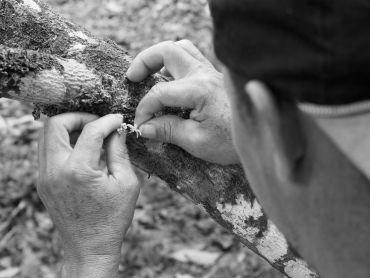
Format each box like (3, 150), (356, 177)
(0, 1), (319, 277)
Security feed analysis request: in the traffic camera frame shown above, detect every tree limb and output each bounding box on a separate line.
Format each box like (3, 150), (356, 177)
(0, 0), (318, 277)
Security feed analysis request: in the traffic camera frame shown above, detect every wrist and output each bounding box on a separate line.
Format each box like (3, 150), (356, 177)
(61, 253), (121, 278)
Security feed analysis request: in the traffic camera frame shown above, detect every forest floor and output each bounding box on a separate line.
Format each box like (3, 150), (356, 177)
(0, 1), (283, 277)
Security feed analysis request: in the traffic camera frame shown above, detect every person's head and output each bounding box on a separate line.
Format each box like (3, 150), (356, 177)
(209, 1), (370, 277)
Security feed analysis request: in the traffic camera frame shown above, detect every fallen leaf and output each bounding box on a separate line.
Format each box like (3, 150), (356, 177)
(170, 249), (221, 267)
(0, 267), (19, 278)
(175, 274), (194, 278)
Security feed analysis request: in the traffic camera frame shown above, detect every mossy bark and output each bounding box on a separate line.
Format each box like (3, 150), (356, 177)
(0, 1), (318, 277)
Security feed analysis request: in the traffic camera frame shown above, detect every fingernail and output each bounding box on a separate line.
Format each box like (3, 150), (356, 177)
(115, 114), (123, 120)
(126, 67), (133, 79)
(139, 124), (156, 139)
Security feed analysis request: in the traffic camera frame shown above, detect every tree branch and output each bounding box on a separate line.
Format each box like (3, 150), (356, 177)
(0, 0), (318, 277)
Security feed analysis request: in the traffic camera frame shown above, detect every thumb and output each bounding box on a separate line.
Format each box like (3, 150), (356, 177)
(134, 79), (200, 128)
(106, 132), (138, 186)
(139, 115), (199, 148)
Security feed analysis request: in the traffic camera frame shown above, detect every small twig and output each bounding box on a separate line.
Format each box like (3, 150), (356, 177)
(0, 200), (26, 236)
(0, 227), (17, 253)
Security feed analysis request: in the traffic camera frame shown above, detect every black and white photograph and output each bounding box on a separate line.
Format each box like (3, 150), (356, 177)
(0, 0), (369, 277)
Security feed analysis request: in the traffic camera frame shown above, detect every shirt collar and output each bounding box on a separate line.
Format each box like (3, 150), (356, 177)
(299, 100), (370, 118)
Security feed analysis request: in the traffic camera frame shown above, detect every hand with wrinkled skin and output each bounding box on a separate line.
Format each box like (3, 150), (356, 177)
(127, 40), (239, 165)
(37, 113), (140, 278)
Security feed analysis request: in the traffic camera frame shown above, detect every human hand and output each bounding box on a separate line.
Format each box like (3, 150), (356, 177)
(37, 113), (140, 278)
(127, 40), (239, 165)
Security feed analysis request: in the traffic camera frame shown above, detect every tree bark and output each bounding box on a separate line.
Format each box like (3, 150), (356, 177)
(0, 1), (318, 277)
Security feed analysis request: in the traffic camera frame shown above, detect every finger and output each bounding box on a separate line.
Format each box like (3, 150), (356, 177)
(139, 115), (200, 148)
(126, 41), (201, 82)
(134, 79), (204, 126)
(36, 114), (47, 167)
(106, 132), (136, 183)
(38, 126), (46, 173)
(175, 40), (213, 67)
(72, 114), (123, 169)
(43, 113), (98, 166)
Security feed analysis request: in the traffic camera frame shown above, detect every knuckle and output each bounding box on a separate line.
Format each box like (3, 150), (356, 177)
(198, 72), (222, 93)
(135, 104), (146, 120)
(154, 41), (177, 57)
(125, 176), (140, 195)
(145, 84), (167, 106)
(188, 62), (209, 76)
(82, 123), (103, 140)
(161, 121), (176, 143)
(83, 122), (97, 133)
(149, 83), (163, 97)
(134, 51), (145, 64)
(128, 175), (140, 189)
(162, 41), (183, 57)
(116, 172), (140, 195)
(181, 39), (193, 45)
(187, 129), (207, 147)
(160, 40), (176, 50)
(178, 39), (194, 49)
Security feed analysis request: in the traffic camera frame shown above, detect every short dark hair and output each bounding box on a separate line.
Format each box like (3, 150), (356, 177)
(209, 0), (370, 105)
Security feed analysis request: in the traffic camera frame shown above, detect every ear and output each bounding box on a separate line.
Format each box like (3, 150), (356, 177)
(245, 81), (306, 182)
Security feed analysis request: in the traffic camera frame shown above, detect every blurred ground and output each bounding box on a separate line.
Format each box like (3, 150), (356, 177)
(0, 1), (283, 277)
